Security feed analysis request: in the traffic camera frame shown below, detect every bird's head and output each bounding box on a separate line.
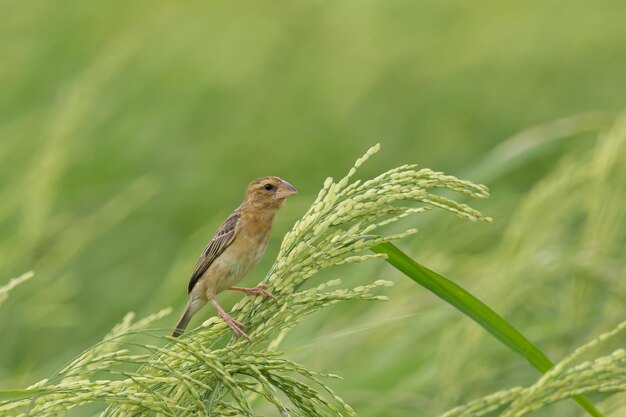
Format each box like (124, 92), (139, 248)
(244, 176), (297, 210)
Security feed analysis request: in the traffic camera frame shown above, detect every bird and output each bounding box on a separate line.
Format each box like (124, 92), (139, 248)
(172, 176), (297, 339)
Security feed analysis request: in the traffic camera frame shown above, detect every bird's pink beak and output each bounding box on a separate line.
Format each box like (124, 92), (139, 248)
(276, 180), (297, 199)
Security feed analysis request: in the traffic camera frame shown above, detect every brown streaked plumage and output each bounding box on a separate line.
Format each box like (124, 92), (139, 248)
(172, 176), (297, 339)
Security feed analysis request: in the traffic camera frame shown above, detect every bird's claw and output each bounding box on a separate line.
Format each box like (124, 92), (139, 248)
(249, 284), (276, 299)
(219, 311), (250, 340)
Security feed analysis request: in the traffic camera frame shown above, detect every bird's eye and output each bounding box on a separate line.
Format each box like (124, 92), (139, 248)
(264, 183), (274, 191)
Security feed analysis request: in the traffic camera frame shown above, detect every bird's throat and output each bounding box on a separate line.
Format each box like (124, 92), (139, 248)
(240, 207), (277, 236)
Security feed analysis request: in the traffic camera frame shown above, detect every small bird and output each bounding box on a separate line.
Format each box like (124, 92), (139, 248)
(172, 176), (297, 339)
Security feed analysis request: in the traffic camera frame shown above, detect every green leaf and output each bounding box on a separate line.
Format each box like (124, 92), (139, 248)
(0, 388), (44, 401)
(371, 242), (603, 417)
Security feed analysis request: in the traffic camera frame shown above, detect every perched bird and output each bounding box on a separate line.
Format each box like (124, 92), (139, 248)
(172, 176), (297, 339)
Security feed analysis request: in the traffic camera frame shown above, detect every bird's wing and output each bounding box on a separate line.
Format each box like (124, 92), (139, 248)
(187, 208), (241, 293)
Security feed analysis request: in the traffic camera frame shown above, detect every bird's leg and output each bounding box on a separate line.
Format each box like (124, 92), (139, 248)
(209, 298), (250, 340)
(228, 283), (275, 299)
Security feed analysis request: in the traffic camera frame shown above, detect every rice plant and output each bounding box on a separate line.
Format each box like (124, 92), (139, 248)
(2, 136), (624, 416)
(0, 145), (491, 416)
(440, 320), (626, 417)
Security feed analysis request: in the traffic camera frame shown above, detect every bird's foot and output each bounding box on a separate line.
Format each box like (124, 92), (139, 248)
(210, 298), (250, 340)
(228, 284), (275, 300)
(218, 311), (250, 340)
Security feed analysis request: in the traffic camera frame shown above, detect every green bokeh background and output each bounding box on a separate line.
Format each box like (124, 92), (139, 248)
(1, 1), (625, 416)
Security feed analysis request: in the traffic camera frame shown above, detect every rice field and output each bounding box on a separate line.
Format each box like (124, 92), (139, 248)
(1, 1), (625, 416)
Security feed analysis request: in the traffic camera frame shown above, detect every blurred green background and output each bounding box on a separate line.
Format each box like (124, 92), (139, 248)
(1, 1), (625, 416)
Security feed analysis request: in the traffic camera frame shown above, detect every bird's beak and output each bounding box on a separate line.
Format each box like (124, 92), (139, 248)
(275, 180), (297, 199)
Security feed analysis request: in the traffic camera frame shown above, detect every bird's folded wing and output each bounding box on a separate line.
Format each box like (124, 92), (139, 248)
(188, 208), (241, 293)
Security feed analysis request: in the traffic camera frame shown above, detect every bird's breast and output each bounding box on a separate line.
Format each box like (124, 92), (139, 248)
(236, 229), (270, 268)
(216, 227), (270, 280)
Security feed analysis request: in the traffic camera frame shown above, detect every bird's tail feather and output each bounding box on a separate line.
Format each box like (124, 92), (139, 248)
(172, 301), (194, 337)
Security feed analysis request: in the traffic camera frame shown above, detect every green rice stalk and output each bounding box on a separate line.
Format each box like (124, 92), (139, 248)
(372, 242), (603, 417)
(0, 271), (33, 306)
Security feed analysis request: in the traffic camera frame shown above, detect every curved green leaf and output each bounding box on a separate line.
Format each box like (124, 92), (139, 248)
(371, 242), (603, 417)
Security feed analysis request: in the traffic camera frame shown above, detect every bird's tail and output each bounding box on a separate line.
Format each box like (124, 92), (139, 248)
(172, 299), (196, 337)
